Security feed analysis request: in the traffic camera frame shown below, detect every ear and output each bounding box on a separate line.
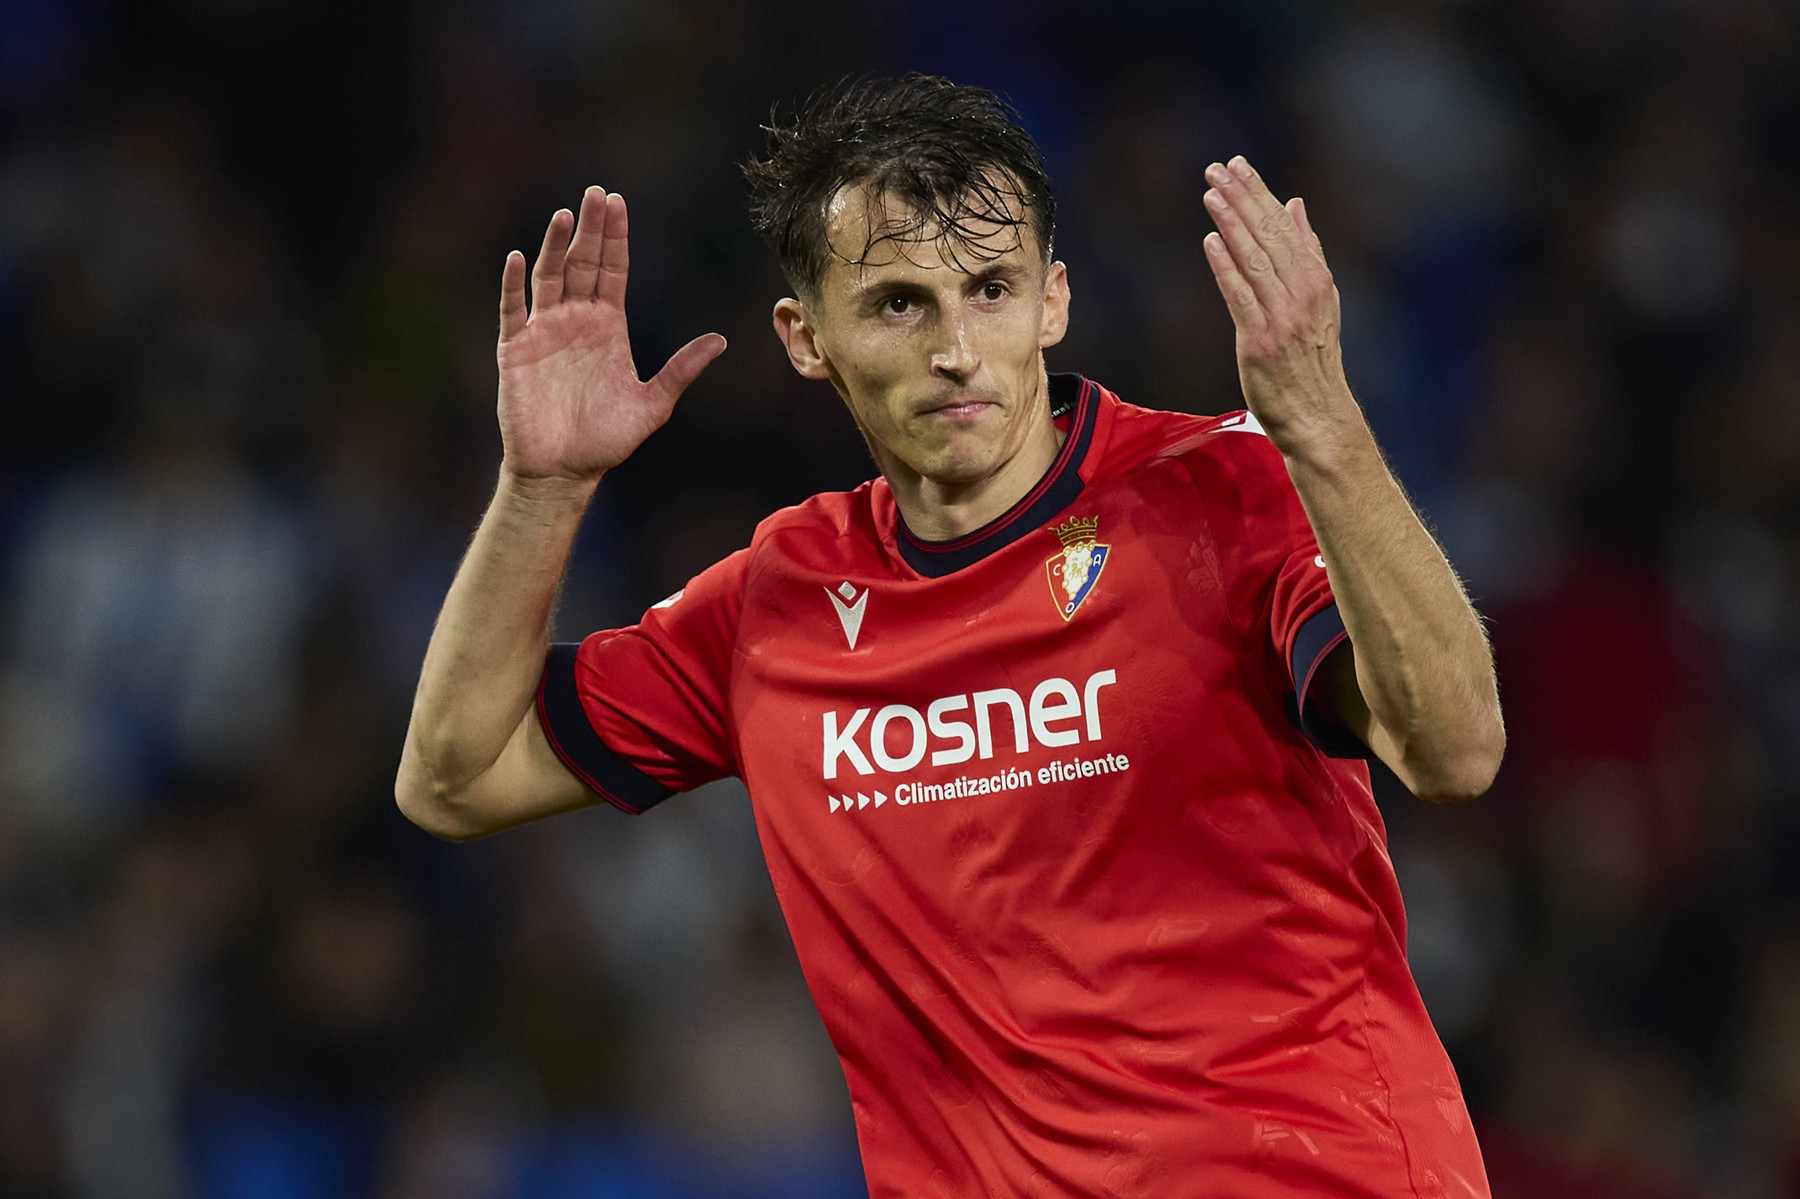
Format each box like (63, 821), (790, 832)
(1038, 261), (1070, 349)
(773, 297), (832, 381)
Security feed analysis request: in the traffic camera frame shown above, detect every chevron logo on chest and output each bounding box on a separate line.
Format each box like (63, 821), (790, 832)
(826, 581), (868, 649)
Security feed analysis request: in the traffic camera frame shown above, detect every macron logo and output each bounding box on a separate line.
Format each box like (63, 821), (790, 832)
(826, 582), (868, 649)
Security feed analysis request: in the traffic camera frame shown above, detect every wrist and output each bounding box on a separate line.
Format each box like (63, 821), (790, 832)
(496, 463), (603, 513)
(1261, 391), (1373, 475)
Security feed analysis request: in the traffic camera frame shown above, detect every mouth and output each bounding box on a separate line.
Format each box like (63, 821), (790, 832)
(918, 392), (1001, 419)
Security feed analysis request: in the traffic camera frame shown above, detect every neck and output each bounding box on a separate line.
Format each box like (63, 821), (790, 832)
(880, 367), (1065, 542)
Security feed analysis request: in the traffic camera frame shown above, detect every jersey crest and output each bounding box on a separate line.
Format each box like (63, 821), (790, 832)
(1046, 516), (1109, 621)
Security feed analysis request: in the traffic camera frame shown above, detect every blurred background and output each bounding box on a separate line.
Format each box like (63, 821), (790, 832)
(1, 0), (1797, 1195)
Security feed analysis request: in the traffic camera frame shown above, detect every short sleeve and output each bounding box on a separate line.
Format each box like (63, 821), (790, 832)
(536, 548), (749, 813)
(1182, 415), (1370, 759)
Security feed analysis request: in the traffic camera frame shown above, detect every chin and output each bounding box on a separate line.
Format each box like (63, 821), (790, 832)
(917, 445), (1002, 486)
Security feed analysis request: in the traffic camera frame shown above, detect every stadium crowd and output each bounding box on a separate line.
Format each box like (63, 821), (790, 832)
(1, 0), (1797, 1195)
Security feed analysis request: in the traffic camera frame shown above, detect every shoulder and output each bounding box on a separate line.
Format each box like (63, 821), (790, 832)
(1093, 393), (1306, 554)
(1100, 394), (1286, 493)
(736, 480), (885, 577)
(748, 480), (880, 544)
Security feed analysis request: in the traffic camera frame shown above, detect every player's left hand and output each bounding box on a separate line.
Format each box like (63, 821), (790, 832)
(1201, 156), (1354, 451)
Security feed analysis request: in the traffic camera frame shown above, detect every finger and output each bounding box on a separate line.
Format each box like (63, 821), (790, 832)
(499, 250), (529, 340)
(1203, 231), (1266, 331)
(1208, 157), (1307, 280)
(1203, 182), (1289, 310)
(597, 192), (629, 309)
(563, 186), (607, 301)
(531, 208), (573, 310)
(1289, 196), (1327, 264)
(647, 333), (728, 406)
(1226, 157), (1307, 267)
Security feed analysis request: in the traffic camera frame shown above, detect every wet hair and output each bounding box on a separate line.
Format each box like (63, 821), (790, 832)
(743, 74), (1056, 300)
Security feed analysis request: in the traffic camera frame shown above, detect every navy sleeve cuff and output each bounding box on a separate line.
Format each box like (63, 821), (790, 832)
(1287, 605), (1376, 761)
(536, 643), (675, 814)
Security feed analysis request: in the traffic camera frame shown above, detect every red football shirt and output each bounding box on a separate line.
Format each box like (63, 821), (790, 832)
(538, 375), (1490, 1199)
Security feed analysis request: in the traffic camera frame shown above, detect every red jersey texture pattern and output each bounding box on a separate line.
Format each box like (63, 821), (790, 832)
(538, 375), (1490, 1199)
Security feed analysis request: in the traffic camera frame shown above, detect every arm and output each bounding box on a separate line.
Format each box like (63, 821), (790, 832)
(1200, 155), (1503, 801)
(396, 187), (726, 839)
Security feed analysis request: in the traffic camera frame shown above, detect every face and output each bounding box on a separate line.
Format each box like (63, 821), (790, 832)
(773, 183), (1070, 492)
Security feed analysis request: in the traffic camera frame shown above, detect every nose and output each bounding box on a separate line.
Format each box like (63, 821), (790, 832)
(930, 308), (977, 383)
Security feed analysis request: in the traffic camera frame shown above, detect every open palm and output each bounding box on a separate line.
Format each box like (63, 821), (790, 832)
(497, 187), (725, 481)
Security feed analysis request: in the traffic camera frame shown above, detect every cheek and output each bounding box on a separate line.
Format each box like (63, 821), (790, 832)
(831, 326), (917, 378)
(827, 343), (915, 430)
(987, 304), (1048, 363)
(995, 294), (1043, 330)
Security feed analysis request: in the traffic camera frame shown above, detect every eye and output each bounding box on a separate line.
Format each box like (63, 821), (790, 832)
(883, 295), (912, 315)
(981, 282), (1009, 301)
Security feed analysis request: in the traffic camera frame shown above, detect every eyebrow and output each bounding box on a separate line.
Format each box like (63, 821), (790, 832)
(849, 259), (1032, 301)
(965, 261), (1032, 286)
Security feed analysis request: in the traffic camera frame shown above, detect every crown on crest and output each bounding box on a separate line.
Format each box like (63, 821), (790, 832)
(1052, 516), (1100, 548)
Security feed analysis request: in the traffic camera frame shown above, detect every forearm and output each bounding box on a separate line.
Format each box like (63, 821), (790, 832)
(1276, 399), (1504, 799)
(397, 468), (597, 810)
(1194, 155), (1502, 795)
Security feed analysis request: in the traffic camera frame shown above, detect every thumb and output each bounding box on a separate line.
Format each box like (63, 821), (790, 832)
(649, 333), (728, 405)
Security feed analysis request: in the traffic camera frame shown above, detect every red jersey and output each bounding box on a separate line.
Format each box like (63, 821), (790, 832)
(538, 375), (1490, 1199)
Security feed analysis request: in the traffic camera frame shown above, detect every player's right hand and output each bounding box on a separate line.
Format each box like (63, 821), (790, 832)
(496, 186), (726, 482)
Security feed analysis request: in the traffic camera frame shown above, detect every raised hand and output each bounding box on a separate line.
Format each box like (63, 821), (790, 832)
(1200, 156), (1352, 450)
(497, 186), (726, 482)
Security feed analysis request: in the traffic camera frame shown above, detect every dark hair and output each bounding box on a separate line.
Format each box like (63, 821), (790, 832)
(743, 74), (1057, 299)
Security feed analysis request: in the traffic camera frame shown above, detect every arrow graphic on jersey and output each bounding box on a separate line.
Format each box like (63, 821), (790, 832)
(827, 791), (887, 814)
(826, 582), (868, 649)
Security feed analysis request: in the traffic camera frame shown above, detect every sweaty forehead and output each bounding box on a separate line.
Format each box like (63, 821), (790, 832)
(821, 182), (1035, 281)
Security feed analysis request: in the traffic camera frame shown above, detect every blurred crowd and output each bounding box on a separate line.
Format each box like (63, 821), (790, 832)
(1, 0), (1797, 1195)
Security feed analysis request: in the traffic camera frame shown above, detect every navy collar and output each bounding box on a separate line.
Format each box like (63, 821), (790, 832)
(895, 373), (1097, 578)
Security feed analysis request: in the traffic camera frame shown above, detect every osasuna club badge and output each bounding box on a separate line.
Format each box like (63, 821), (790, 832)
(1047, 515), (1109, 621)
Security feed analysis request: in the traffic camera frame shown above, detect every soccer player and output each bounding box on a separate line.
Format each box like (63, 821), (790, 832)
(397, 76), (1504, 1198)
